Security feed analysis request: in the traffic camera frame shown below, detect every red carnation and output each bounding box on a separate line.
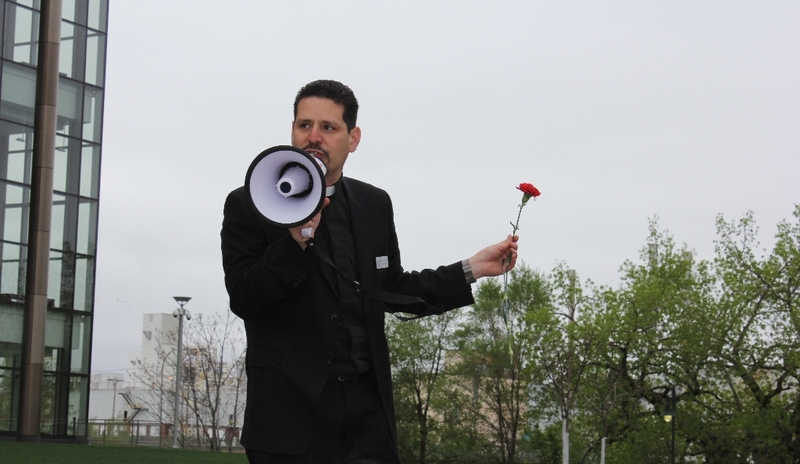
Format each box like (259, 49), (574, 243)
(517, 182), (541, 200)
(509, 182), (540, 236)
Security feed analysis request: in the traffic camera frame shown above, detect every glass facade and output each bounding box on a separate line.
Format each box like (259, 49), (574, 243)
(0, 0), (107, 438)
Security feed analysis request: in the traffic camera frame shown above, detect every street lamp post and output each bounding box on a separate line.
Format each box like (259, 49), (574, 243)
(171, 296), (191, 449)
(157, 347), (175, 444)
(662, 386), (676, 464)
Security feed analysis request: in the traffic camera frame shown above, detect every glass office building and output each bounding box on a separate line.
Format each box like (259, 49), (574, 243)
(0, 0), (107, 439)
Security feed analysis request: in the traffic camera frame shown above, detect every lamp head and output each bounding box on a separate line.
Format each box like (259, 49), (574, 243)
(662, 385), (676, 422)
(173, 296), (191, 306)
(662, 400), (675, 422)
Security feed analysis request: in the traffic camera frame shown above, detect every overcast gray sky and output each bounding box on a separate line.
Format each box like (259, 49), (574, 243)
(91, 1), (799, 373)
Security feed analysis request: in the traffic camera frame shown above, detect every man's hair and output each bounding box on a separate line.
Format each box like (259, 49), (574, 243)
(294, 80), (359, 132)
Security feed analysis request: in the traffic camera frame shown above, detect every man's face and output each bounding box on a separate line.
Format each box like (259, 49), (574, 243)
(291, 97), (361, 186)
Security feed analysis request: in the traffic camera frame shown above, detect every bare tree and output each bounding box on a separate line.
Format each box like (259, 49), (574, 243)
(129, 311), (247, 450)
(181, 311), (247, 450)
(127, 330), (179, 444)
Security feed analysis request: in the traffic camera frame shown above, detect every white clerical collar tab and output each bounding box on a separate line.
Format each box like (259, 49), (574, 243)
(326, 185), (336, 197)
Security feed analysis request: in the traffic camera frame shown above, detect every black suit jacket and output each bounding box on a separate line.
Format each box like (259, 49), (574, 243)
(221, 176), (474, 454)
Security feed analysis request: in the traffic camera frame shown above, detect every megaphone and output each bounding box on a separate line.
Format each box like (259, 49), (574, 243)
(245, 145), (328, 228)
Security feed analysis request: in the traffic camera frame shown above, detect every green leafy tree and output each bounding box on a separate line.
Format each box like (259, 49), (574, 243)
(387, 310), (458, 464)
(576, 221), (710, 463)
(523, 422), (562, 464)
(448, 264), (552, 463)
(574, 210), (800, 463)
(387, 207), (800, 463)
(686, 207), (800, 463)
(525, 262), (601, 464)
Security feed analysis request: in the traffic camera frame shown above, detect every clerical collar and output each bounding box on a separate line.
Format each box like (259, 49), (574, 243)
(326, 177), (343, 197)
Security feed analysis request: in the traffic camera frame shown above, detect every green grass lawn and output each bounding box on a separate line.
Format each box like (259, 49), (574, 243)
(0, 441), (248, 464)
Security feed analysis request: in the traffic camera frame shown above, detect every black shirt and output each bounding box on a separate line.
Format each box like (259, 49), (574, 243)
(316, 178), (373, 376)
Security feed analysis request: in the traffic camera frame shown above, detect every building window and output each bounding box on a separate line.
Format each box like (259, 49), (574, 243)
(0, 0), (108, 437)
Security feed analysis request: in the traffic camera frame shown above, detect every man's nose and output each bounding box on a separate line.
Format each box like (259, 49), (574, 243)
(308, 124), (323, 143)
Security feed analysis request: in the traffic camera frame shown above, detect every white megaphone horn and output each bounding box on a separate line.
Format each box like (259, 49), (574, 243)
(245, 145), (328, 228)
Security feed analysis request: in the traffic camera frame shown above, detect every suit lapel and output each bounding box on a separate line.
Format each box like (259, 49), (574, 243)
(342, 178), (377, 296)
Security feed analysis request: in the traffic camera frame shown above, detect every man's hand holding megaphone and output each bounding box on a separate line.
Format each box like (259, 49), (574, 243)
(289, 197), (330, 250)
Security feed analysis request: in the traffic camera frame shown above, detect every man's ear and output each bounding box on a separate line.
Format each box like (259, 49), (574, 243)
(349, 126), (361, 153)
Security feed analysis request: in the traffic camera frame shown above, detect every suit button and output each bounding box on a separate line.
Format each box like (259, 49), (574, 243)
(330, 315), (339, 322)
(324, 359), (332, 367)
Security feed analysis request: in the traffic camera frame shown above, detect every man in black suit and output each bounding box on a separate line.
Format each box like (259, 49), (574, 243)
(221, 80), (518, 463)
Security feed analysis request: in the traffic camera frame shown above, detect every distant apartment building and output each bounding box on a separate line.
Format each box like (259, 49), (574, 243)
(126, 313), (180, 388)
(90, 313), (180, 420)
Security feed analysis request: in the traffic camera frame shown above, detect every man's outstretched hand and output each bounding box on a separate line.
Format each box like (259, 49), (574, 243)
(469, 235), (519, 280)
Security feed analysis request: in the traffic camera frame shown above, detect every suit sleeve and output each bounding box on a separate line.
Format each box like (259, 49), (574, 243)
(220, 187), (317, 321)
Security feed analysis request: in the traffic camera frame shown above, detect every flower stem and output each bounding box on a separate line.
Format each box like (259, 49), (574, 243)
(501, 201), (525, 364)
(512, 202), (524, 236)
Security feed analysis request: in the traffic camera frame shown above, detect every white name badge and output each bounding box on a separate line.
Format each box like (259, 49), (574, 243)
(375, 256), (389, 270)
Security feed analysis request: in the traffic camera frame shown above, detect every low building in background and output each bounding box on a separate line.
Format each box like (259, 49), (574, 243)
(88, 313), (247, 450)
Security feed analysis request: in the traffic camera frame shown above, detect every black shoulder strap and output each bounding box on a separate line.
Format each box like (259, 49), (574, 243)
(307, 241), (444, 321)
